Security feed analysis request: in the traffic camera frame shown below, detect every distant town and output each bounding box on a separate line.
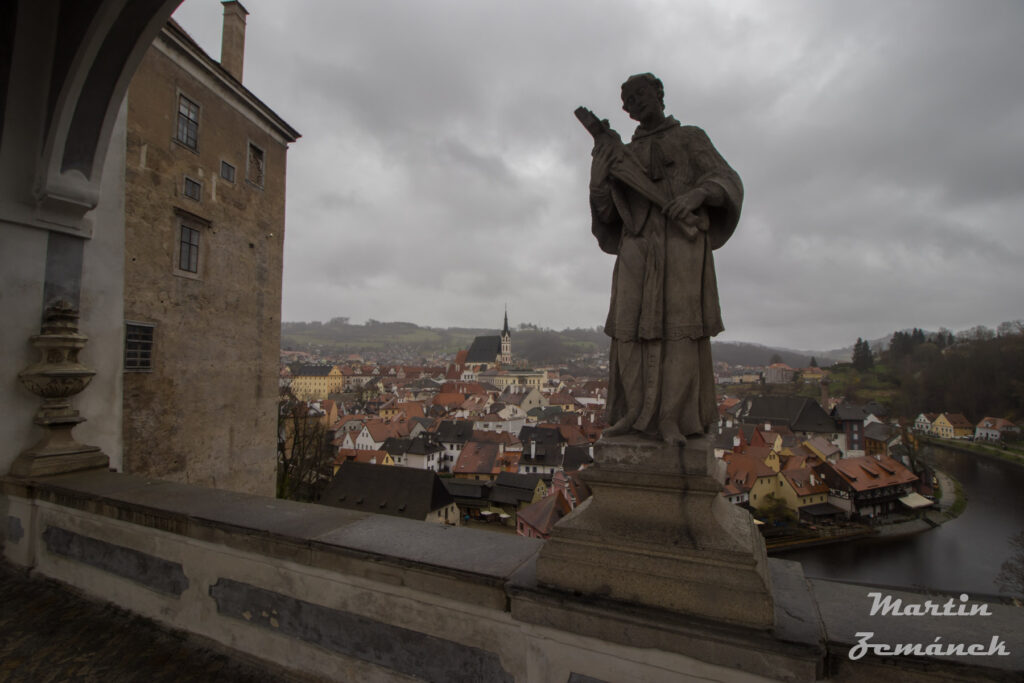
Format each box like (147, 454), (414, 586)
(279, 315), (1024, 546)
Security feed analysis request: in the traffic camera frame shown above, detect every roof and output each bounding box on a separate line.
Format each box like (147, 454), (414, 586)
(320, 462), (453, 519)
(780, 467), (829, 497)
(742, 396), (836, 433)
(864, 422), (899, 443)
(494, 471), (543, 492)
(943, 412), (974, 428)
(436, 420), (475, 443)
(516, 492), (571, 536)
(826, 455), (918, 492)
(722, 452), (777, 493)
(465, 336), (502, 363)
(294, 364), (335, 377)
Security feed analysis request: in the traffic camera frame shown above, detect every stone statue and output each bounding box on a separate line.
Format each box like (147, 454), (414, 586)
(583, 73), (742, 446)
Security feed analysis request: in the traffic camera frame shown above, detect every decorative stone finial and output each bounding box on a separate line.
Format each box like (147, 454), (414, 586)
(11, 301), (108, 477)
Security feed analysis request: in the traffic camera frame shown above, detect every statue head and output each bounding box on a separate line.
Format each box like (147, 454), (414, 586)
(621, 73), (666, 126)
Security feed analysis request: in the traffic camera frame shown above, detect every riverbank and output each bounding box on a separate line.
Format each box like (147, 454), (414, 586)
(919, 434), (1024, 468)
(768, 467), (965, 551)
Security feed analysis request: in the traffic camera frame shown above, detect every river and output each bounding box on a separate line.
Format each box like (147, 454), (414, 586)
(779, 444), (1024, 596)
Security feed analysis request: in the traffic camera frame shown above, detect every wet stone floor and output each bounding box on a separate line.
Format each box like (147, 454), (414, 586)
(0, 562), (306, 682)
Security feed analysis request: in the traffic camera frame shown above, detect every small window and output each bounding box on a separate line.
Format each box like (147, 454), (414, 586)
(125, 323), (154, 371)
(176, 95), (199, 150)
(247, 142), (265, 187)
(183, 177), (201, 201)
(179, 225), (200, 273)
(221, 161), (235, 183)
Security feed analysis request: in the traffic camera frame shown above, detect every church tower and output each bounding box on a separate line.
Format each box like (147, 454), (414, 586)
(501, 307), (512, 366)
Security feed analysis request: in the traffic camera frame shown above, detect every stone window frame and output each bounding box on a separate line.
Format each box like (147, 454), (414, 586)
(246, 140), (265, 189)
(172, 208), (211, 281)
(183, 175), (202, 202)
(175, 92), (200, 152)
(124, 322), (155, 372)
(220, 160), (236, 183)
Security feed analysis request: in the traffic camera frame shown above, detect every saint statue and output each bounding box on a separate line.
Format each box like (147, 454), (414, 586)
(585, 73), (742, 446)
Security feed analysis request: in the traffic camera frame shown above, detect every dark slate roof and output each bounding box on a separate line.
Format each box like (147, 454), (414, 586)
(742, 396), (835, 434)
(319, 462), (453, 520)
(465, 335), (502, 363)
(518, 425), (563, 446)
(864, 422), (898, 442)
(832, 403), (869, 422)
(442, 478), (492, 501)
(296, 364), (333, 376)
(527, 406), (563, 421)
(562, 446), (592, 470)
(436, 420), (475, 443)
(494, 472), (543, 492)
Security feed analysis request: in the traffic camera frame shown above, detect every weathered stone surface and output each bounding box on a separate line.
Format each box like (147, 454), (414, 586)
(537, 436), (774, 629)
(42, 525), (189, 596)
(210, 578), (514, 683)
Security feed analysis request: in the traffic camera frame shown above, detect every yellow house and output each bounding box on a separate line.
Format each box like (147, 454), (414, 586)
(724, 452), (779, 511)
(777, 467), (830, 513)
(929, 413), (973, 439)
(290, 365), (345, 399)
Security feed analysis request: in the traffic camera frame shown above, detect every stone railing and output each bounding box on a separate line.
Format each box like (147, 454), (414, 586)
(2, 470), (1021, 682)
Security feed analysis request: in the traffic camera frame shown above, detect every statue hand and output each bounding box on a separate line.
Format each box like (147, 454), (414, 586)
(663, 188), (708, 222)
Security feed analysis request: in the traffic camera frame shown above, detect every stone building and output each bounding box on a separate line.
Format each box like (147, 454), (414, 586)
(122, 3), (299, 494)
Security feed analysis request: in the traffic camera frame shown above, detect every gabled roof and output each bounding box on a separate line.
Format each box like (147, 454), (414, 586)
(516, 492), (571, 537)
(294, 364), (336, 377)
(436, 420), (475, 443)
(781, 467), (829, 497)
(466, 335), (502, 363)
(943, 412), (974, 428)
(742, 396), (836, 433)
(864, 422), (899, 443)
(825, 455), (917, 492)
(320, 462), (453, 519)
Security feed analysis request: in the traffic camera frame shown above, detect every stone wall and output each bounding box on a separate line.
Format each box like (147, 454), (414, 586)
(121, 27), (295, 495)
(4, 471), (1019, 682)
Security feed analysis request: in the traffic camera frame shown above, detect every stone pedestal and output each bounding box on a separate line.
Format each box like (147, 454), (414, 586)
(536, 435), (774, 630)
(11, 302), (109, 477)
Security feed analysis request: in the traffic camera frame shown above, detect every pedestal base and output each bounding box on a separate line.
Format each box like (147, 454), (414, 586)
(537, 435), (774, 630)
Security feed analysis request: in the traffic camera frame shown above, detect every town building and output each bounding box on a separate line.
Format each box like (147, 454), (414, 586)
(320, 461), (458, 525)
(975, 416), (1020, 442)
(122, 5), (299, 494)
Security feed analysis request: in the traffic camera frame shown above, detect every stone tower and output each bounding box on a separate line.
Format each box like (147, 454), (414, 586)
(500, 307), (512, 366)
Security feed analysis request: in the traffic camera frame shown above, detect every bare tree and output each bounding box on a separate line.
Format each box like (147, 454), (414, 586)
(277, 388), (333, 501)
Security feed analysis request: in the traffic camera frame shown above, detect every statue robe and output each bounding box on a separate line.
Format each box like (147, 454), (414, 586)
(591, 116), (742, 437)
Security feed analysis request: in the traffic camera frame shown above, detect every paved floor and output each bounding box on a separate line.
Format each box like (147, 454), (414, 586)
(0, 562), (307, 682)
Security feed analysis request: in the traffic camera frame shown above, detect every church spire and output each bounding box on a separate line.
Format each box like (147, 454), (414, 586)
(503, 304), (510, 336)
(501, 305), (511, 366)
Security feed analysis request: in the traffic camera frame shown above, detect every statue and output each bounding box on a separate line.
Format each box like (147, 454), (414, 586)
(582, 73), (742, 446)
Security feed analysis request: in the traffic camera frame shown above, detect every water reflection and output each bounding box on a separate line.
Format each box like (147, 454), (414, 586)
(782, 445), (1024, 596)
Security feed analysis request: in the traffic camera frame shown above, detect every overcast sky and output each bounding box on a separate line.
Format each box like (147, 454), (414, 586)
(172, 0), (1023, 351)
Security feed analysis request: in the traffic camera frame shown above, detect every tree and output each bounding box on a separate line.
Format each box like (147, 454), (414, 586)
(769, 353), (783, 365)
(809, 356), (818, 368)
(277, 388), (333, 501)
(852, 338), (874, 372)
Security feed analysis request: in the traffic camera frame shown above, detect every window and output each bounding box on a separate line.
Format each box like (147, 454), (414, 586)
(179, 225), (200, 273)
(183, 177), (201, 201)
(221, 161), (235, 183)
(176, 95), (199, 150)
(125, 323), (154, 371)
(247, 142), (265, 187)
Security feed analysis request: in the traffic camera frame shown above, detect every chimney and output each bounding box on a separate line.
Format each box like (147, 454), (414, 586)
(220, 1), (249, 82)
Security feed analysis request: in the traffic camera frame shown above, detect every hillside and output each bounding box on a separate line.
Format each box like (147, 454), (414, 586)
(281, 319), (829, 367)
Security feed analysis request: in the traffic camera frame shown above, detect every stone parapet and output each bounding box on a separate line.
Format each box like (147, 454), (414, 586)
(537, 435), (774, 629)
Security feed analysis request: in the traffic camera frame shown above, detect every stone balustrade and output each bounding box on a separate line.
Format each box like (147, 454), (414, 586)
(2, 470), (1020, 682)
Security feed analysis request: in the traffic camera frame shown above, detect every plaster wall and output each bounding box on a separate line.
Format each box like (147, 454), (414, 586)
(0, 106), (126, 475)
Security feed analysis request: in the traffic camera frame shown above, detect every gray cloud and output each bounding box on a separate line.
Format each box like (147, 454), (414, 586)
(174, 0), (1024, 350)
